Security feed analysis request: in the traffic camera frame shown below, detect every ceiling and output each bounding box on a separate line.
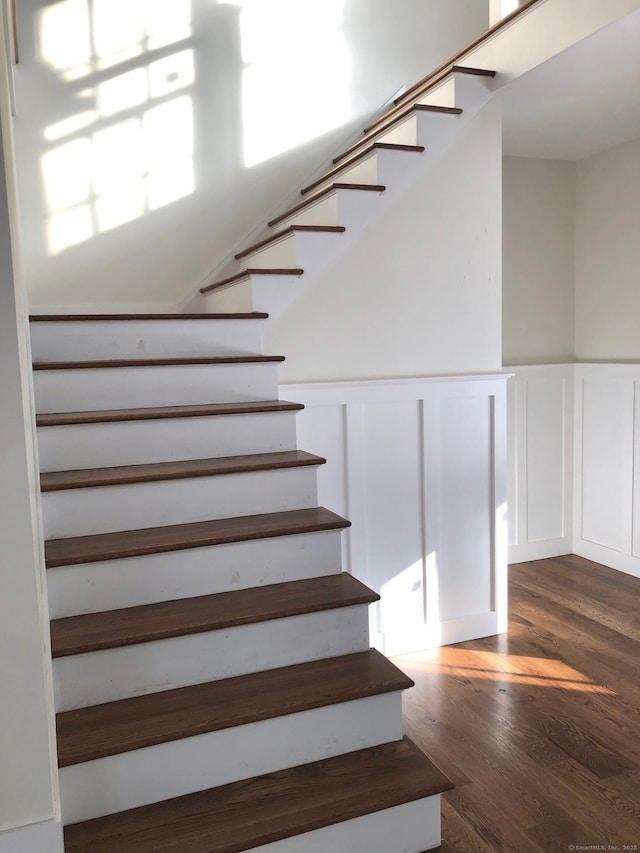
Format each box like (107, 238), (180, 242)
(501, 8), (640, 160)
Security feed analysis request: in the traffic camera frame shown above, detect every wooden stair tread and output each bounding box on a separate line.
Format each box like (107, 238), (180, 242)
(41, 450), (325, 492)
(63, 737), (453, 852)
(45, 507), (351, 568)
(36, 399), (304, 427)
(50, 573), (378, 657)
(391, 65), (496, 111)
(33, 355), (284, 371)
(29, 313), (269, 321)
(360, 62), (495, 138)
(334, 103), (462, 166)
(56, 649), (413, 766)
(200, 268), (304, 295)
(302, 143), (424, 196)
(268, 182), (386, 229)
(234, 225), (346, 261)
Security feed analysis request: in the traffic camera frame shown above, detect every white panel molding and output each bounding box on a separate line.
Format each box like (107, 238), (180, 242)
(574, 363), (640, 579)
(505, 364), (574, 563)
(285, 374), (509, 655)
(507, 362), (640, 580)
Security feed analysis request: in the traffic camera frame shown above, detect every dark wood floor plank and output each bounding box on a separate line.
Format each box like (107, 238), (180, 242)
(57, 649), (413, 767)
(51, 573), (378, 657)
(439, 799), (500, 853)
(513, 564), (640, 643)
(395, 555), (640, 852)
(63, 738), (452, 853)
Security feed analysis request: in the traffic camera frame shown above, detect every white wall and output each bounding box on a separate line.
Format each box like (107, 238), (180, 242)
(289, 374), (509, 655)
(0, 17), (62, 849)
(502, 156), (576, 364)
(268, 99), (503, 383)
(575, 137), (640, 361)
(13, 0), (489, 310)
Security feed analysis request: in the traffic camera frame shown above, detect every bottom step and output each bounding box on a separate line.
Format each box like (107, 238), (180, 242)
(64, 737), (452, 853)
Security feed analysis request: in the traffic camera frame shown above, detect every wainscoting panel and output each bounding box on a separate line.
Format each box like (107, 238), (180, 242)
(505, 365), (573, 563)
(287, 375), (508, 655)
(574, 364), (640, 578)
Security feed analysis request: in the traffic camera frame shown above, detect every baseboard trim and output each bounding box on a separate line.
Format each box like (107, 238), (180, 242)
(508, 540), (572, 564)
(573, 541), (640, 580)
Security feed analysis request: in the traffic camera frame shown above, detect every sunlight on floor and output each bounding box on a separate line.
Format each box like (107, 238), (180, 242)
(219, 0), (350, 167)
(400, 647), (614, 694)
(39, 0), (194, 254)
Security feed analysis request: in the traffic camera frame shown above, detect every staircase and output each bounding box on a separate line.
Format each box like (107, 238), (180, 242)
(31, 311), (453, 852)
(29, 50), (503, 852)
(195, 65), (495, 317)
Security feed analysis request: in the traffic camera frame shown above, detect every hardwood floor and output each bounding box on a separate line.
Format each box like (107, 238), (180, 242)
(394, 554), (640, 853)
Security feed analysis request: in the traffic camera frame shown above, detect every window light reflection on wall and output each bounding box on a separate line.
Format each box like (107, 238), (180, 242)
(38, 0), (194, 255)
(220, 0), (351, 167)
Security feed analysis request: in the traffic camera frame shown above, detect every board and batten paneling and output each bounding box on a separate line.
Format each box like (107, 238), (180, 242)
(505, 364), (574, 563)
(574, 363), (640, 578)
(284, 375), (508, 656)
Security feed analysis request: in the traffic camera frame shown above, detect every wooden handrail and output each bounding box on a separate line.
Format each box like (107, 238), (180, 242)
(397, 0), (543, 106)
(363, 0), (544, 139)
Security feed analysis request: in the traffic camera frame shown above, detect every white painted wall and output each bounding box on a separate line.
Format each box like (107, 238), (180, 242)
(268, 98), (503, 383)
(13, 0), (489, 309)
(575, 137), (640, 361)
(502, 156), (576, 365)
(0, 15), (61, 850)
(288, 374), (509, 655)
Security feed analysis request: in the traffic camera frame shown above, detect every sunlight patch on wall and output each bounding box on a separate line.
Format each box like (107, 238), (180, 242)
(220, 0), (350, 167)
(39, 0), (195, 255)
(501, 0), (520, 17)
(380, 560), (426, 628)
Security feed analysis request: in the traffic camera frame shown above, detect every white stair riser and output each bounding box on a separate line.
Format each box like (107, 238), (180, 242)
(54, 604), (370, 711)
(239, 230), (345, 270)
(203, 189), (384, 315)
(203, 280), (258, 314)
(341, 71), (491, 164)
(274, 193), (338, 230)
(205, 276), (310, 317)
(42, 466), (319, 537)
(416, 75), (457, 109)
(302, 150), (423, 204)
(252, 797), (442, 853)
(47, 530), (344, 618)
(59, 692), (403, 823)
(29, 320), (264, 362)
(274, 186), (384, 233)
(38, 411), (298, 472)
(33, 362), (280, 413)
